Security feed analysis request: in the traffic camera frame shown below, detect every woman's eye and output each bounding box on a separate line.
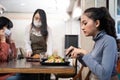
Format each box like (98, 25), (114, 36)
(80, 21), (87, 26)
(83, 22), (87, 25)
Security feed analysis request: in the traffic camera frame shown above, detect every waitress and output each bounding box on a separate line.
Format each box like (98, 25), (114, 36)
(25, 9), (52, 57)
(25, 9), (53, 80)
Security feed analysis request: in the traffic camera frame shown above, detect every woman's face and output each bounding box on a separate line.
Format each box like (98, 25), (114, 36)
(80, 14), (99, 37)
(0, 26), (6, 36)
(34, 12), (41, 22)
(33, 12), (42, 28)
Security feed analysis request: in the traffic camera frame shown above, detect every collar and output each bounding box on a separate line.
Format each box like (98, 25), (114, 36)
(93, 30), (106, 41)
(31, 27), (41, 36)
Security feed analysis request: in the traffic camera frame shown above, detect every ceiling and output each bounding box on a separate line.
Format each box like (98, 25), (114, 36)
(0, 0), (70, 13)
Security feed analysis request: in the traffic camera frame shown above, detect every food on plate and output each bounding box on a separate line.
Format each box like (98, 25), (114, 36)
(32, 54), (40, 59)
(45, 53), (64, 63)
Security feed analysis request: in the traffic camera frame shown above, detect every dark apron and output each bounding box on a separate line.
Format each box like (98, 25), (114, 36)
(16, 33), (50, 80)
(28, 32), (50, 80)
(30, 33), (47, 55)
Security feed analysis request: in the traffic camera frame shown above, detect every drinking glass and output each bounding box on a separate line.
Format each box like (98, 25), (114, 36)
(40, 52), (48, 62)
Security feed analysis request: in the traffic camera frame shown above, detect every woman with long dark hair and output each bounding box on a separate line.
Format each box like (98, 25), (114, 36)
(66, 7), (119, 80)
(24, 9), (52, 80)
(25, 9), (52, 57)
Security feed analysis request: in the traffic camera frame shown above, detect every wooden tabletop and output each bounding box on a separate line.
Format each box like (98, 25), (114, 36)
(0, 59), (75, 74)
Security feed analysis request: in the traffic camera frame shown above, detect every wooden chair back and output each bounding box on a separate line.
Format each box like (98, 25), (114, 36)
(73, 65), (91, 80)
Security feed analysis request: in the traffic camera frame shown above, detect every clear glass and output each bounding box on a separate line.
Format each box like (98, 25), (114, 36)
(40, 52), (48, 62)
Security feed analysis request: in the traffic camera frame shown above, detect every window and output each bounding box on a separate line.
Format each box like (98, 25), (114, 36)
(116, 20), (120, 38)
(115, 0), (120, 38)
(117, 0), (120, 16)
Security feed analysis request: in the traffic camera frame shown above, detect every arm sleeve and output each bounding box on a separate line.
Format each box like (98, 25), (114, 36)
(82, 38), (117, 80)
(77, 54), (87, 67)
(0, 42), (10, 61)
(46, 27), (53, 56)
(10, 42), (17, 59)
(24, 25), (32, 54)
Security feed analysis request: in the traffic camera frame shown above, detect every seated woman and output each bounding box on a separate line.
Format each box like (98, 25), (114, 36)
(0, 16), (17, 80)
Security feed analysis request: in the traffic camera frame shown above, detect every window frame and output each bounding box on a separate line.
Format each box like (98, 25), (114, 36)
(115, 0), (120, 38)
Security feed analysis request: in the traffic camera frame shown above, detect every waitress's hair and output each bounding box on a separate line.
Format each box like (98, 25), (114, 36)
(83, 7), (117, 39)
(31, 9), (48, 41)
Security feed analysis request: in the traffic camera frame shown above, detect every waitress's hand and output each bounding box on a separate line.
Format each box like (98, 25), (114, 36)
(25, 51), (32, 57)
(65, 46), (88, 58)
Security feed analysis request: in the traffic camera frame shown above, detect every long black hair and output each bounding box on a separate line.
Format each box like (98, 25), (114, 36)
(31, 9), (48, 41)
(84, 7), (117, 39)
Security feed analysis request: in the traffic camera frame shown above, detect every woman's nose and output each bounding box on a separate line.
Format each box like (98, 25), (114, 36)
(81, 25), (84, 30)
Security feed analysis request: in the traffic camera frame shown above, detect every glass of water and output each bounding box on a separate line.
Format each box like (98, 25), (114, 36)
(40, 52), (48, 62)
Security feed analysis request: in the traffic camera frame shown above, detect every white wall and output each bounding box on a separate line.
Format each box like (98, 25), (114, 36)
(11, 19), (30, 48)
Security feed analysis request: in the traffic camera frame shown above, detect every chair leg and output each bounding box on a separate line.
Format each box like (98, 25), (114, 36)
(73, 66), (83, 80)
(55, 76), (58, 80)
(84, 71), (91, 80)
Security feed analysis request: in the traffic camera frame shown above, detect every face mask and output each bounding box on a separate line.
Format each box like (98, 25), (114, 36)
(34, 21), (42, 28)
(5, 29), (11, 36)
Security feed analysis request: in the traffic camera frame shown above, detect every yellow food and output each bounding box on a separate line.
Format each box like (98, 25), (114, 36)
(32, 54), (40, 59)
(45, 54), (64, 63)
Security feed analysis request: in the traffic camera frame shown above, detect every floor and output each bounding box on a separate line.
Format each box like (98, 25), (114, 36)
(51, 74), (72, 80)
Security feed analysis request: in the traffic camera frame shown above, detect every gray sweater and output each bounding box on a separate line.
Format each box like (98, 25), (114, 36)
(82, 31), (118, 80)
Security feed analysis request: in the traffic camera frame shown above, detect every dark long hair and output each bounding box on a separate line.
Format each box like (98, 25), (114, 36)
(84, 7), (117, 39)
(31, 9), (48, 41)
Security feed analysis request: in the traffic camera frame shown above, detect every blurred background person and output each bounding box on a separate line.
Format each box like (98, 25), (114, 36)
(0, 16), (17, 80)
(0, 16), (17, 62)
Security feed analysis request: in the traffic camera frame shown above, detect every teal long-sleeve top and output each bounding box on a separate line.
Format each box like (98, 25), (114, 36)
(81, 31), (118, 80)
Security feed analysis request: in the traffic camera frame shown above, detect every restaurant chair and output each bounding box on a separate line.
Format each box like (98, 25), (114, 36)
(54, 58), (77, 80)
(117, 52), (120, 74)
(55, 60), (91, 80)
(17, 47), (25, 59)
(73, 65), (91, 80)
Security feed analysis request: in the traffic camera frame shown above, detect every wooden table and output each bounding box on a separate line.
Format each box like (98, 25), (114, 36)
(0, 59), (75, 74)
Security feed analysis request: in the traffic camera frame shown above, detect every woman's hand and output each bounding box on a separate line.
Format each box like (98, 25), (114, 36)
(65, 46), (88, 58)
(25, 51), (32, 57)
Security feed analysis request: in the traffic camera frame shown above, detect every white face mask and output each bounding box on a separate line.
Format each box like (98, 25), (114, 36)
(34, 21), (42, 28)
(5, 29), (11, 36)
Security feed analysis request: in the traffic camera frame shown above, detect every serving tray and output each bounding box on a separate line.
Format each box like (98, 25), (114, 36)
(40, 60), (70, 66)
(26, 57), (40, 62)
